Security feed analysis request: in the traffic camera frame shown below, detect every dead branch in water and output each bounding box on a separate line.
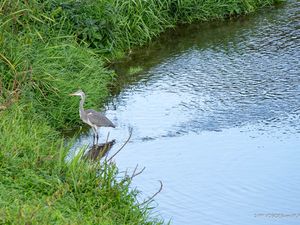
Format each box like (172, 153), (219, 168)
(139, 180), (163, 206)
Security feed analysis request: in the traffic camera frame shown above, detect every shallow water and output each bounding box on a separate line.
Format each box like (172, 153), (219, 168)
(72, 1), (300, 224)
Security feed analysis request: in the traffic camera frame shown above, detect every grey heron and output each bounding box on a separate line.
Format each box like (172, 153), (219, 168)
(70, 90), (115, 144)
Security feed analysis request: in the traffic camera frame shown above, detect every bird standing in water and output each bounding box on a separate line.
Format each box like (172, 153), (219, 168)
(70, 90), (115, 145)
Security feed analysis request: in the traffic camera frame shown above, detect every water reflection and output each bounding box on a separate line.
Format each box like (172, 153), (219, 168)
(72, 1), (300, 224)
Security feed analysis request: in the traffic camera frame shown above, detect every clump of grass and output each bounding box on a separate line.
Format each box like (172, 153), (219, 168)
(49, 0), (172, 54)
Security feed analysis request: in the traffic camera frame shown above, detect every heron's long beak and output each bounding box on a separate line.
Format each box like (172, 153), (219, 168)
(69, 93), (76, 96)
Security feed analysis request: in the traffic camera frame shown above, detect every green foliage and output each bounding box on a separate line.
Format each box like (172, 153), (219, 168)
(49, 0), (172, 54)
(128, 66), (144, 75)
(165, 0), (281, 22)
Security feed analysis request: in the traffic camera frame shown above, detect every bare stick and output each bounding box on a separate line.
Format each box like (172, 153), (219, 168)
(139, 180), (163, 206)
(105, 131), (110, 144)
(131, 164), (139, 179)
(107, 127), (133, 162)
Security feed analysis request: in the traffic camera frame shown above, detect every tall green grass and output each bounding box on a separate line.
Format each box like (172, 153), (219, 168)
(0, 0), (283, 224)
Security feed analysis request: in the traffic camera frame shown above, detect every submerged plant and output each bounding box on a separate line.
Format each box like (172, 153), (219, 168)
(128, 66), (144, 75)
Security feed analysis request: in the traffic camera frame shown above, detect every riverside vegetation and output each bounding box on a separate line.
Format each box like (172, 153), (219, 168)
(0, 0), (283, 224)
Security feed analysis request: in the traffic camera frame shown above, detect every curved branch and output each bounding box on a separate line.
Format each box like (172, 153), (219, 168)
(139, 180), (163, 206)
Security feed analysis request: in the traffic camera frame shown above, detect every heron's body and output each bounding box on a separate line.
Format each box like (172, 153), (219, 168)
(70, 90), (115, 144)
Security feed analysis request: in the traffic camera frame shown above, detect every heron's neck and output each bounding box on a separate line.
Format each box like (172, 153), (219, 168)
(79, 95), (85, 116)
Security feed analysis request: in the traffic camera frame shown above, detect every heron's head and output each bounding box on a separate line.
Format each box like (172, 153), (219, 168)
(69, 90), (85, 98)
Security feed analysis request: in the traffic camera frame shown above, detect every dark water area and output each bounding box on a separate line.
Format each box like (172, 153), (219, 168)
(72, 1), (300, 224)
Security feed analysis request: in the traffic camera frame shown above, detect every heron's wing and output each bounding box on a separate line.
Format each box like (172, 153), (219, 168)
(85, 109), (115, 128)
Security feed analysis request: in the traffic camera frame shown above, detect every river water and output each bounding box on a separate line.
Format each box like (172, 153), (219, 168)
(73, 1), (300, 224)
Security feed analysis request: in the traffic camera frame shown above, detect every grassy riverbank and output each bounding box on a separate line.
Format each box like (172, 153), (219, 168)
(0, 0), (283, 224)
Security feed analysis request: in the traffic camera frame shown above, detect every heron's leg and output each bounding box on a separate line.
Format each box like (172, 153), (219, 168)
(91, 127), (96, 145)
(92, 127), (98, 145)
(96, 133), (99, 144)
(92, 133), (95, 145)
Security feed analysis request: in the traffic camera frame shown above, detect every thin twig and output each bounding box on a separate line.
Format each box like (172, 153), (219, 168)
(131, 164), (138, 179)
(131, 165), (146, 180)
(119, 165), (146, 186)
(139, 180), (163, 206)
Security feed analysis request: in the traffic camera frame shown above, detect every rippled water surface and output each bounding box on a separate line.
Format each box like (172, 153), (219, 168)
(73, 1), (300, 224)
